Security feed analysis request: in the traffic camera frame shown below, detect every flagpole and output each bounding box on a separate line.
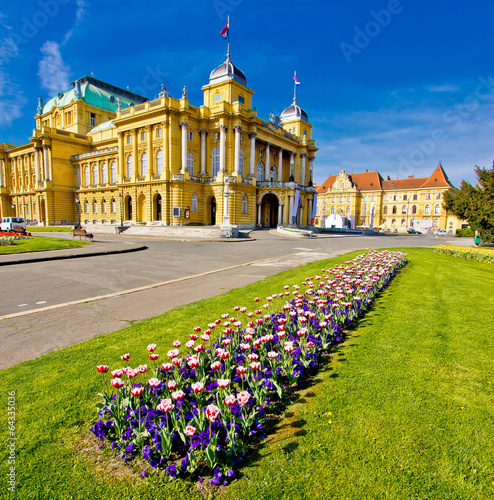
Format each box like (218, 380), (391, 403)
(294, 71), (297, 102)
(227, 15), (230, 58)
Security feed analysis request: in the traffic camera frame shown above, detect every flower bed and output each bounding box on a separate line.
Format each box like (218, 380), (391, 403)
(91, 250), (408, 484)
(433, 245), (494, 264)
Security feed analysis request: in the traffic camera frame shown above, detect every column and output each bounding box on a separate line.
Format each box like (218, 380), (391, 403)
(199, 129), (207, 175)
(309, 156), (315, 186)
(219, 124), (227, 173)
(132, 129), (138, 181)
(48, 147), (53, 181)
(180, 121), (188, 174)
(248, 132), (256, 177)
(300, 153), (307, 186)
(289, 152), (295, 181)
(146, 126), (153, 178)
(265, 143), (270, 181)
(278, 147), (283, 182)
(289, 195), (294, 225)
(223, 179), (230, 225)
(308, 199), (313, 224)
(34, 147), (40, 183)
(162, 120), (168, 176)
(233, 125), (242, 175)
(0, 158), (4, 187)
(117, 132), (124, 183)
(278, 204), (282, 226)
(43, 145), (50, 181)
(257, 203), (261, 226)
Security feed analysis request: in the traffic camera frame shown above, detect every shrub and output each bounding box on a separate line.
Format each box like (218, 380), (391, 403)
(455, 228), (475, 238)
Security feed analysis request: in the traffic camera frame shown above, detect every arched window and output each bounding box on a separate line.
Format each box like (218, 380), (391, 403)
(111, 199), (116, 213)
(412, 205), (417, 214)
(270, 165), (276, 182)
(191, 194), (197, 212)
(93, 199), (97, 213)
(76, 167), (81, 187)
(92, 164), (98, 185)
(331, 206), (335, 214)
(187, 152), (194, 176)
(346, 206), (351, 215)
(110, 161), (117, 183)
(383, 206), (388, 214)
(401, 219), (406, 226)
(102, 199), (106, 214)
(392, 205), (397, 214)
(402, 205), (407, 214)
(322, 206), (326, 215)
(84, 166), (90, 186)
(242, 196), (247, 214)
(339, 182), (344, 190)
(212, 147), (220, 176)
(425, 205), (430, 214)
(85, 200), (88, 213)
(141, 153), (148, 177)
(257, 161), (264, 181)
(127, 155), (134, 178)
(156, 150), (163, 175)
(101, 162), (107, 184)
(435, 204), (440, 214)
(239, 149), (244, 177)
(391, 218), (396, 225)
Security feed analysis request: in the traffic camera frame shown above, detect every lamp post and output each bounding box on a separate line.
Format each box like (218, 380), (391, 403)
(11, 204), (15, 216)
(119, 193), (123, 227)
(75, 197), (80, 226)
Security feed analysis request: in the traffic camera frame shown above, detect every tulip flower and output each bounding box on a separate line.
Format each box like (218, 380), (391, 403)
(96, 365), (109, 373)
(147, 344), (157, 352)
(217, 379), (230, 388)
(171, 390), (185, 401)
(172, 340), (181, 348)
(111, 378), (124, 388)
(184, 425), (197, 437)
(224, 394), (236, 406)
(161, 362), (172, 371)
(148, 378), (161, 388)
(131, 387), (143, 397)
(157, 399), (174, 413)
(205, 404), (220, 422)
(149, 354), (159, 361)
(191, 382), (204, 393)
(121, 353), (130, 361)
(167, 380), (177, 390)
(236, 391), (250, 407)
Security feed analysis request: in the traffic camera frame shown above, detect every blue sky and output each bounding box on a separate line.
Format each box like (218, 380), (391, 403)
(0, 0), (492, 188)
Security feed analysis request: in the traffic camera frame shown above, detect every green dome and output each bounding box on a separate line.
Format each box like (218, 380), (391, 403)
(87, 119), (116, 135)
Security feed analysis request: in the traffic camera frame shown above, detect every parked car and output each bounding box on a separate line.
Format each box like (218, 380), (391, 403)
(0, 217), (27, 233)
(436, 229), (447, 236)
(407, 228), (420, 234)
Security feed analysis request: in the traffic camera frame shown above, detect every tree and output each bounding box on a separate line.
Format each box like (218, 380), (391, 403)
(444, 166), (494, 243)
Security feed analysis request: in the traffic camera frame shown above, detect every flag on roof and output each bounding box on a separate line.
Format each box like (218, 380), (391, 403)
(294, 72), (301, 85)
(221, 17), (229, 39)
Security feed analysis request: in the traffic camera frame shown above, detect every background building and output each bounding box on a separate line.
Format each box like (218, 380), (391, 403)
(0, 55), (318, 229)
(315, 165), (462, 232)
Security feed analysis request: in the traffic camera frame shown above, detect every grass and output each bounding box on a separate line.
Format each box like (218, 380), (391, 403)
(0, 236), (88, 254)
(1, 248), (493, 499)
(27, 226), (73, 232)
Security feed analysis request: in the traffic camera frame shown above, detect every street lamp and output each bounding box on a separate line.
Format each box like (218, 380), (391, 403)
(11, 204), (15, 216)
(119, 193), (123, 227)
(75, 196), (81, 226)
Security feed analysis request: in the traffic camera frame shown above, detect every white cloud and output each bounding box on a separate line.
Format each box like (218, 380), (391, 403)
(38, 41), (70, 96)
(428, 83), (461, 93)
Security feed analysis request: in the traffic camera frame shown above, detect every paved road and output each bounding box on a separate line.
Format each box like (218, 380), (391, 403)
(0, 230), (466, 369)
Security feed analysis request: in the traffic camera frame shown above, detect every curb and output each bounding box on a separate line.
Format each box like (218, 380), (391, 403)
(0, 244), (148, 266)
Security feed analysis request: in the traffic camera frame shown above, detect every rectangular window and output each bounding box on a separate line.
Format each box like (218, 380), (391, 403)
(435, 193), (441, 199)
(172, 207), (181, 217)
(90, 113), (95, 126)
(141, 131), (146, 141)
(213, 93), (221, 102)
(156, 128), (162, 138)
(238, 95), (245, 104)
(393, 195), (397, 201)
(188, 131), (193, 141)
(127, 135), (132, 144)
(347, 196), (351, 202)
(371, 195), (376, 202)
(426, 193), (431, 200)
(413, 194), (417, 200)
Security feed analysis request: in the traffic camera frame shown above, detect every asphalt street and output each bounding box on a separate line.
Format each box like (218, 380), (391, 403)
(0, 230), (465, 369)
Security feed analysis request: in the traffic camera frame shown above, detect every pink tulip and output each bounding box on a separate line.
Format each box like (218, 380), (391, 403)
(217, 379), (230, 388)
(194, 344), (205, 353)
(147, 344), (157, 352)
(121, 353), (130, 361)
(171, 390), (185, 401)
(167, 380), (177, 390)
(201, 333), (210, 341)
(249, 362), (261, 371)
(138, 364), (148, 373)
(172, 357), (182, 367)
(218, 351), (229, 360)
(111, 369), (124, 378)
(221, 313), (229, 319)
(161, 363), (173, 371)
(96, 365), (109, 373)
(193, 326), (202, 332)
(131, 387), (144, 397)
(185, 340), (195, 349)
(149, 354), (159, 361)
(247, 353), (259, 361)
(148, 377), (161, 388)
(172, 340), (181, 348)
(191, 382), (204, 393)
(184, 425), (197, 437)
(236, 366), (247, 375)
(189, 334), (199, 341)
(167, 349), (180, 359)
(224, 394), (236, 406)
(187, 356), (199, 368)
(127, 369), (138, 379)
(157, 399), (174, 413)
(237, 391), (250, 407)
(111, 378), (124, 388)
(205, 404), (220, 422)
(211, 361), (221, 371)
(267, 351), (278, 359)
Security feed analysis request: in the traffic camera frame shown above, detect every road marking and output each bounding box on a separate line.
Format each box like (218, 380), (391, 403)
(18, 304), (28, 307)
(232, 274), (268, 278)
(36, 301), (47, 304)
(293, 247), (314, 251)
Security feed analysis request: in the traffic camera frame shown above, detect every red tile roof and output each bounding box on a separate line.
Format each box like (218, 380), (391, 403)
(317, 171), (382, 192)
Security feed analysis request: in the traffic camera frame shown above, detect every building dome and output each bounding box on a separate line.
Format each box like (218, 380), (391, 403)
(209, 55), (247, 85)
(280, 99), (309, 122)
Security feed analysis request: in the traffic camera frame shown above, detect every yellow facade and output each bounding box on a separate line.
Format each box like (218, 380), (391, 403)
(315, 167), (462, 232)
(0, 58), (318, 229)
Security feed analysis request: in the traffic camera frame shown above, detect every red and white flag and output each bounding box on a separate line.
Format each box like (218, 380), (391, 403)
(294, 72), (301, 85)
(221, 17), (229, 39)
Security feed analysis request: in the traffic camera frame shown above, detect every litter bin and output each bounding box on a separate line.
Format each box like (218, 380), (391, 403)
(474, 236), (481, 246)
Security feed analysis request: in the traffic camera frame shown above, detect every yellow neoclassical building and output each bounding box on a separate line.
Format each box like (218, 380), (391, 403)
(314, 165), (462, 232)
(0, 53), (318, 229)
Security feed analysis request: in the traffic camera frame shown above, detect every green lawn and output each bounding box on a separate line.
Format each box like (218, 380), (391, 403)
(28, 226), (73, 232)
(1, 248), (493, 499)
(0, 236), (87, 254)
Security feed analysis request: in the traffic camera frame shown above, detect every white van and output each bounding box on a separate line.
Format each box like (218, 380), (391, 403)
(0, 217), (27, 233)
